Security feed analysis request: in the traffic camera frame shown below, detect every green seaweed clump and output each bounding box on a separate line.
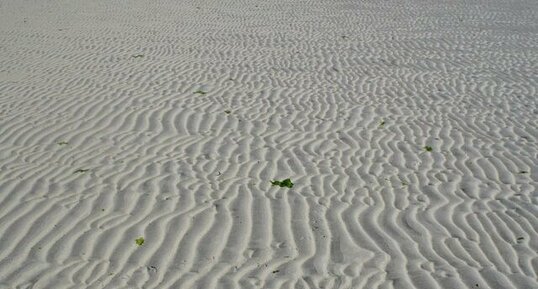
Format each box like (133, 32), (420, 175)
(271, 178), (294, 188)
(135, 237), (145, 246)
(424, 146), (433, 152)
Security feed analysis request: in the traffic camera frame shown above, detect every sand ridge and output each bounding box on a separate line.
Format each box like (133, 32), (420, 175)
(0, 0), (537, 288)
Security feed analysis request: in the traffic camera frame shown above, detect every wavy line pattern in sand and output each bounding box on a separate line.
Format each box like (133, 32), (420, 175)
(0, 0), (537, 288)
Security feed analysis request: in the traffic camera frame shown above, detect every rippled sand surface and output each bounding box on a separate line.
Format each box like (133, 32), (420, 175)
(0, 0), (537, 288)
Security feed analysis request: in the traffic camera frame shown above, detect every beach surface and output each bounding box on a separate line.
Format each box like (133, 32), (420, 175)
(0, 0), (537, 288)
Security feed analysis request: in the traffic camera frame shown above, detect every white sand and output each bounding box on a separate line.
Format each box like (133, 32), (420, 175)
(0, 0), (537, 288)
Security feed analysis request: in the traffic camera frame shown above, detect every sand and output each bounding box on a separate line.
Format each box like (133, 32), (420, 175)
(0, 0), (537, 288)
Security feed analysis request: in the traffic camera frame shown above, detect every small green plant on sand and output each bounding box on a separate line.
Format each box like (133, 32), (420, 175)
(224, 110), (231, 114)
(57, 141), (69, 145)
(271, 178), (294, 188)
(424, 146), (433, 152)
(132, 54), (144, 58)
(135, 237), (145, 246)
(74, 169), (89, 174)
(379, 120), (385, 127)
(194, 90), (207, 95)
